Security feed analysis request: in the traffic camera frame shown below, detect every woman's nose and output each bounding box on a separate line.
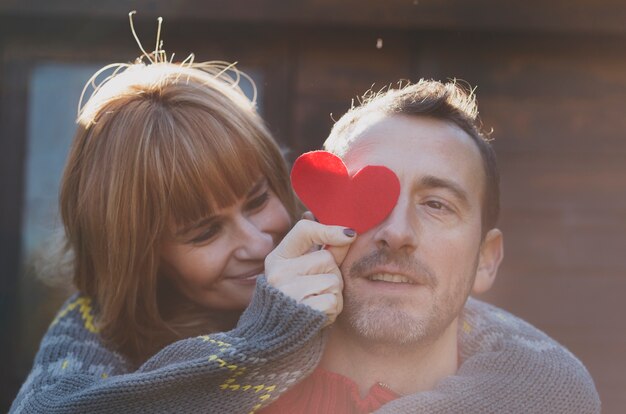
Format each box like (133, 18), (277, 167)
(232, 217), (274, 260)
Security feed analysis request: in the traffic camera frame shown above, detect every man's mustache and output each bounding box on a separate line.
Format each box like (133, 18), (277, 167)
(347, 249), (438, 288)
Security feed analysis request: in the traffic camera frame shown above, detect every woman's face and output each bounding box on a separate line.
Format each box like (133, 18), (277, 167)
(160, 177), (291, 311)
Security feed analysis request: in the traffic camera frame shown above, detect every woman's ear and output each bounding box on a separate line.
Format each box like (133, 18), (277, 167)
(472, 228), (504, 294)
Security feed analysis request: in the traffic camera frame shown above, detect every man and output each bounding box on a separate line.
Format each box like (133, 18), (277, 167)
(262, 80), (600, 413)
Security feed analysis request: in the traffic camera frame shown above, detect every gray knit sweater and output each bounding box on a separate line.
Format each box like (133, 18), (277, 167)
(11, 276), (600, 413)
(377, 297), (601, 414)
(10, 277), (327, 413)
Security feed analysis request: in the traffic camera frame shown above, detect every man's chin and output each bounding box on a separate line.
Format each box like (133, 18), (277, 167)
(339, 304), (431, 346)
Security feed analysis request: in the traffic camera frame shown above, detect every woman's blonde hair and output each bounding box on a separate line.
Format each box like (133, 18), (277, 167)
(59, 61), (297, 363)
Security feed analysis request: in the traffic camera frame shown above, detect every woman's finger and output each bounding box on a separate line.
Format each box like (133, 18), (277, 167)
(325, 244), (352, 267)
(301, 293), (341, 326)
(301, 211), (316, 221)
(269, 249), (338, 281)
(267, 220), (356, 261)
(278, 273), (342, 302)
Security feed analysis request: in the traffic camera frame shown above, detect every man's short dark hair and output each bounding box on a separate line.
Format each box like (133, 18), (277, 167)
(324, 79), (500, 235)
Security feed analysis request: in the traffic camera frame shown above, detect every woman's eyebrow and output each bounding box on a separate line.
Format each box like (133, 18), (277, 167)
(246, 177), (267, 197)
(176, 178), (268, 238)
(177, 215), (217, 238)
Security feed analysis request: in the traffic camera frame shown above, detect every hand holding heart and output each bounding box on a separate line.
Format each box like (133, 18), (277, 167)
(290, 151), (400, 234)
(265, 220), (356, 326)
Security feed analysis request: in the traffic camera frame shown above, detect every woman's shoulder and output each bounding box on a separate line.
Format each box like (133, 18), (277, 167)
(43, 292), (103, 345)
(36, 292), (131, 370)
(48, 292), (100, 335)
(461, 297), (557, 344)
(458, 297), (600, 412)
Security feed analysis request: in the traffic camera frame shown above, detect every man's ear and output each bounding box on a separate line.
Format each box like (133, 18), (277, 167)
(472, 228), (504, 294)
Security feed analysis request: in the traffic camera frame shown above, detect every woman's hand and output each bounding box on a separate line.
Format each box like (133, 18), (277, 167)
(264, 220), (356, 326)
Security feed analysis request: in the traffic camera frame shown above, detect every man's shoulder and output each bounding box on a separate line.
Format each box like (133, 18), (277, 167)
(457, 297), (601, 413)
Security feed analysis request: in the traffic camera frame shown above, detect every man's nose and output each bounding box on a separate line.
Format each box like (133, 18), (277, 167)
(373, 196), (418, 252)
(233, 217), (274, 260)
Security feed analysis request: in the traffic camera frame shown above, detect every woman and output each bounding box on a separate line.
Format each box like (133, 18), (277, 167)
(10, 54), (353, 413)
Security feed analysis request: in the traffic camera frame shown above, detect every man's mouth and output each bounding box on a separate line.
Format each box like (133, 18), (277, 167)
(366, 273), (415, 284)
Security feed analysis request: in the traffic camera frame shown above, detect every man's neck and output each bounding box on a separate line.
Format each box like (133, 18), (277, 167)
(320, 319), (459, 397)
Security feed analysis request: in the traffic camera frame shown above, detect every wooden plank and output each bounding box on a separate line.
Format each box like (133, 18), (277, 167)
(2, 0), (626, 34)
(482, 97), (626, 156)
(291, 33), (412, 156)
(497, 210), (626, 273)
(499, 155), (626, 210)
(294, 33), (412, 96)
(416, 32), (626, 97)
(480, 273), (625, 330)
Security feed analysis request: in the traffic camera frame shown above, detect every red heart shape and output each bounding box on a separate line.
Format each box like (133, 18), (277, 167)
(291, 151), (400, 234)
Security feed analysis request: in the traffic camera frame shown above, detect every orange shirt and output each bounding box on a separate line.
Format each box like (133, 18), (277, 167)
(260, 367), (399, 414)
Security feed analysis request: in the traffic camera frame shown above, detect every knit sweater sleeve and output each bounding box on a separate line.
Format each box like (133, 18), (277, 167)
(10, 276), (327, 414)
(375, 298), (601, 414)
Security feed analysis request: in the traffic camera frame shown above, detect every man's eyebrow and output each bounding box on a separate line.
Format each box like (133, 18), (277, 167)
(417, 175), (470, 206)
(175, 178), (267, 238)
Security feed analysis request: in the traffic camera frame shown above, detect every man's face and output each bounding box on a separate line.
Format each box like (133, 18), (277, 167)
(336, 114), (497, 346)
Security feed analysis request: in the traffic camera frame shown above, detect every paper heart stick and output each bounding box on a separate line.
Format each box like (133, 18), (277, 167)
(290, 150), (400, 234)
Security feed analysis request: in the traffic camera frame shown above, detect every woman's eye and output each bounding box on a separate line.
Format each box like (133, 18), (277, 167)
(246, 191), (270, 211)
(190, 222), (222, 244)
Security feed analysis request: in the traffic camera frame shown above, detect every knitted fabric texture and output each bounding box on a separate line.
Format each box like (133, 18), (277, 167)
(375, 297), (601, 414)
(10, 276), (327, 414)
(11, 279), (600, 414)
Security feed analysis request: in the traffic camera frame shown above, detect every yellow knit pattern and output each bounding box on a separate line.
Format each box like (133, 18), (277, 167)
(199, 336), (277, 414)
(463, 320), (473, 334)
(52, 296), (99, 333)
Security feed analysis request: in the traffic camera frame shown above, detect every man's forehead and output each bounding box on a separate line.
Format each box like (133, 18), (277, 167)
(339, 114), (486, 201)
(325, 111), (389, 159)
(342, 115), (477, 162)
(341, 138), (380, 170)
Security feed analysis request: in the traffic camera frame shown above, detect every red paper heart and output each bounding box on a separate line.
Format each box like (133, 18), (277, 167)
(291, 151), (400, 234)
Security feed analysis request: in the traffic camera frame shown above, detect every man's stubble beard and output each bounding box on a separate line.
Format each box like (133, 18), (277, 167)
(337, 249), (479, 349)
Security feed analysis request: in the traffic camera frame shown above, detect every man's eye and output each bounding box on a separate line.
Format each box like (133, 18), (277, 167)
(190, 223), (222, 244)
(246, 191), (270, 211)
(425, 200), (446, 210)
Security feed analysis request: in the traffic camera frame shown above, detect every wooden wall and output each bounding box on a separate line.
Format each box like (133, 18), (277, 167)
(1, 2), (625, 412)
